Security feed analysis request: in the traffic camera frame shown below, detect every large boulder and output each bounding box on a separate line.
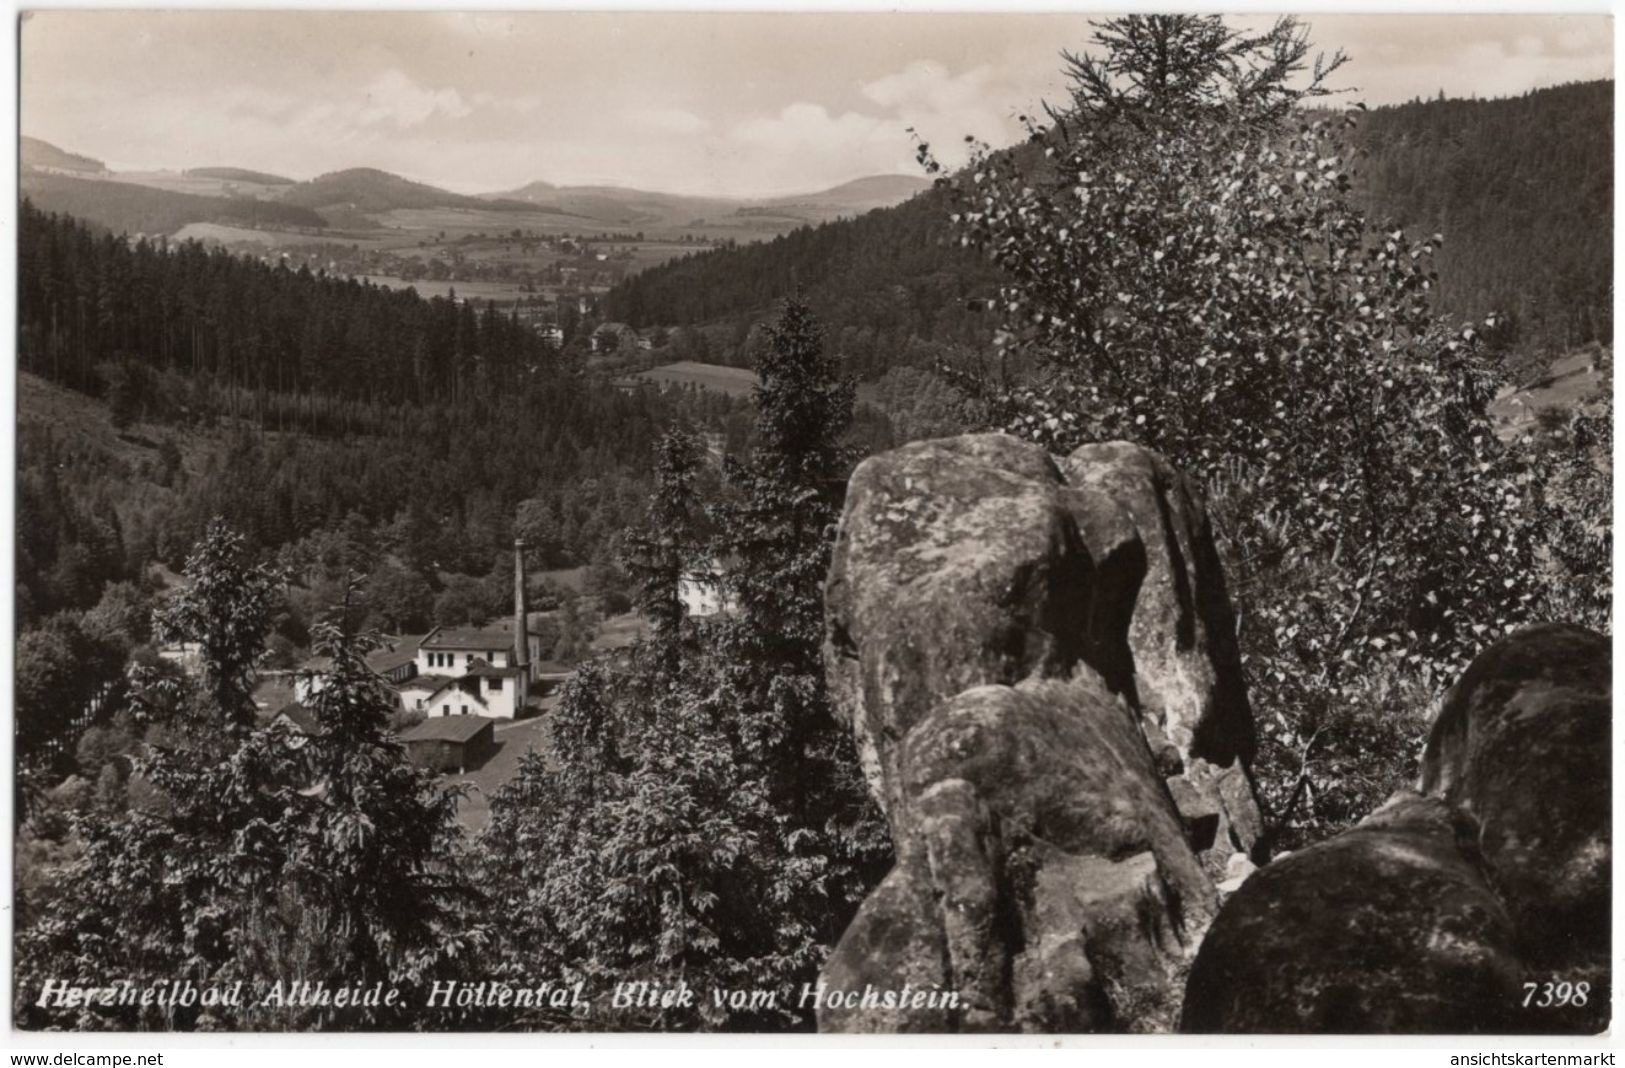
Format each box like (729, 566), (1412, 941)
(1420, 624), (1611, 976)
(818, 434), (1265, 1033)
(1059, 443), (1253, 769)
(823, 434), (1094, 820)
(1181, 793), (1525, 1033)
(824, 434), (1262, 868)
(1184, 625), (1611, 1035)
(818, 678), (1215, 1033)
(1061, 443), (1263, 864)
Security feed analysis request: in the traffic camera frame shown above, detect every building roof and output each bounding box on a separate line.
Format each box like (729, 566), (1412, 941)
(397, 673), (454, 692)
(366, 638), (422, 675)
(421, 675), (489, 705)
(272, 701), (320, 735)
(421, 625), (515, 651)
(398, 716), (493, 744)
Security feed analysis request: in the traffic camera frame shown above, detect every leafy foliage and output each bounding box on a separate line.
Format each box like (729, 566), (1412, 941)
(152, 517), (285, 729)
(15, 524), (482, 1030)
(928, 14), (1607, 846)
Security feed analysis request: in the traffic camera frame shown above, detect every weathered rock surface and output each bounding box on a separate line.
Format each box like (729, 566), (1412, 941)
(819, 678), (1214, 1033)
(1062, 443), (1262, 866)
(1184, 625), (1611, 1035)
(819, 431), (1610, 1035)
(1182, 793), (1525, 1033)
(818, 433), (1262, 1033)
(824, 433), (1262, 869)
(1420, 623), (1611, 974)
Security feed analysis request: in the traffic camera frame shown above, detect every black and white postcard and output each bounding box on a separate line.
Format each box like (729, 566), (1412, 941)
(8, 8), (1615, 1043)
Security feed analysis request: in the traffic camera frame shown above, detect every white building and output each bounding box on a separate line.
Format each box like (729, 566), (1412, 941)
(418, 660), (528, 720)
(679, 560), (733, 619)
(416, 624), (542, 676)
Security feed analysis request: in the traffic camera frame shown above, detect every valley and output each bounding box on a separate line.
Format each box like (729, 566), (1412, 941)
(22, 144), (933, 322)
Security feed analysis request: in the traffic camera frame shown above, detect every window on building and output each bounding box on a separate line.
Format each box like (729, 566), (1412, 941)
(461, 704), (469, 716)
(487, 677), (502, 692)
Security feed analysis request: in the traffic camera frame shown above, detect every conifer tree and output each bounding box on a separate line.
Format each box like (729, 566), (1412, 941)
(621, 428), (706, 670)
(478, 299), (890, 1031)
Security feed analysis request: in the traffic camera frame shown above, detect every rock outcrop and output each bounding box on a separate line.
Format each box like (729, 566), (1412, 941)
(1183, 625), (1611, 1035)
(819, 434), (1263, 1032)
(824, 434), (1263, 871)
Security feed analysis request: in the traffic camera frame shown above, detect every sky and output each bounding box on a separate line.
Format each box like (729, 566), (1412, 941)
(20, 10), (1616, 199)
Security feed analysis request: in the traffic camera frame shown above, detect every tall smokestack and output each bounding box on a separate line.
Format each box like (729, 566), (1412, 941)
(514, 537), (530, 683)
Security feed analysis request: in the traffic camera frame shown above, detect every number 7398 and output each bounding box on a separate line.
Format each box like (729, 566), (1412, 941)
(1522, 981), (1589, 1008)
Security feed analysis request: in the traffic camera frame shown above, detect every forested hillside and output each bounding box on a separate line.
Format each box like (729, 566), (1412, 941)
(20, 201), (552, 406)
(602, 81), (1613, 375)
(15, 201), (757, 777)
(19, 174), (327, 236)
(601, 187), (1001, 380)
(21, 135), (105, 174)
(1353, 80), (1612, 361)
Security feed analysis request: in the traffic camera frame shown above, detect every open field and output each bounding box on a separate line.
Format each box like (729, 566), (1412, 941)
(107, 170), (292, 200)
(355, 275), (539, 303)
(624, 360), (759, 397)
(591, 612), (650, 653)
(1489, 344), (1611, 440)
(536, 566), (589, 593)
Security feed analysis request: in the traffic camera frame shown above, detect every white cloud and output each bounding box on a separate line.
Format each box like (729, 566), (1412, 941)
(862, 61), (997, 112)
(357, 69), (471, 129)
(732, 102), (894, 154)
(858, 60), (1034, 170)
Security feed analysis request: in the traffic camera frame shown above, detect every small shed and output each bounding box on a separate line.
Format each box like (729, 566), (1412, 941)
(398, 716), (496, 774)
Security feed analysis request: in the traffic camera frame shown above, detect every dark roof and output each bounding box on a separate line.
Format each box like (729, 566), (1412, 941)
(421, 676), (482, 701)
(399, 716), (494, 744)
(273, 701), (320, 734)
(366, 644), (419, 675)
(397, 673), (454, 691)
(421, 626), (515, 651)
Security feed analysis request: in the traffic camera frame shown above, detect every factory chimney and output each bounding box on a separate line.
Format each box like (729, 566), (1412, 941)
(513, 537), (531, 690)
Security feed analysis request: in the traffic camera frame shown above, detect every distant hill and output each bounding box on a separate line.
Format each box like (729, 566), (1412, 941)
(184, 166), (295, 185)
(760, 174), (932, 213)
(281, 167), (533, 214)
(487, 174), (934, 230)
(601, 80), (1613, 377)
(21, 136), (106, 175)
(487, 182), (744, 228)
(20, 173), (327, 235)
